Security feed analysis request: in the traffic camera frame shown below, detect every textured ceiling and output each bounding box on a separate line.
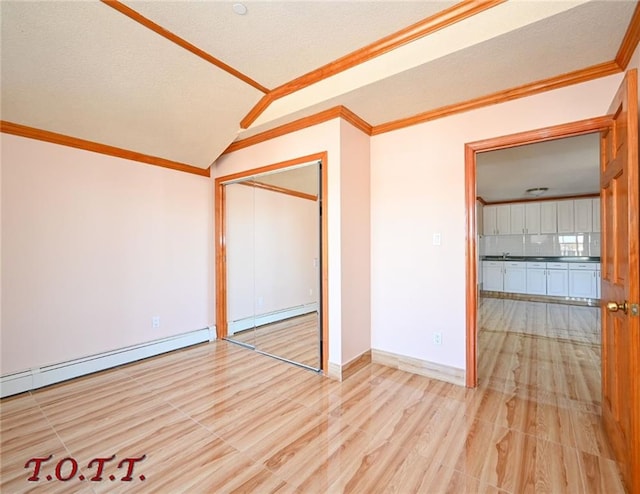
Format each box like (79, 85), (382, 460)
(123, 1), (455, 88)
(0, 1), (637, 170)
(476, 133), (600, 203)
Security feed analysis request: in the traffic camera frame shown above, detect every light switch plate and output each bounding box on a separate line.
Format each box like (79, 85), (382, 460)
(433, 233), (441, 246)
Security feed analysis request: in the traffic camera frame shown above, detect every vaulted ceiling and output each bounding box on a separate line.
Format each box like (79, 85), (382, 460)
(1, 1), (638, 174)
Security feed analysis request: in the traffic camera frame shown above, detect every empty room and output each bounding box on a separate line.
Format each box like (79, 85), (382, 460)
(1, 1), (639, 493)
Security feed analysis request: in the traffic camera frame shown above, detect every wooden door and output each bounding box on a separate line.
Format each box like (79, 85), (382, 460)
(601, 69), (640, 494)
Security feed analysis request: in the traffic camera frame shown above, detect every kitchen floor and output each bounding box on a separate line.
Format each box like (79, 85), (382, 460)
(0, 298), (625, 493)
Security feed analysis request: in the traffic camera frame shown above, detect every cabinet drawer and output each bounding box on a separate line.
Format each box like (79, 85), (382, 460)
(483, 261), (503, 267)
(569, 263), (597, 270)
(546, 262), (568, 270)
(526, 262), (545, 269)
(505, 262), (526, 268)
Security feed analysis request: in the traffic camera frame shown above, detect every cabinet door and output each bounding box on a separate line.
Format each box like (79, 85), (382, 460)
(592, 197), (601, 233)
(596, 270), (601, 298)
(557, 200), (574, 233)
(496, 205), (511, 235)
(547, 269), (569, 296)
(540, 202), (557, 233)
(483, 263), (503, 291)
(504, 263), (527, 293)
(574, 199), (593, 232)
(510, 204), (525, 234)
(526, 268), (547, 295)
(483, 206), (497, 235)
(525, 203), (541, 234)
(568, 269), (596, 298)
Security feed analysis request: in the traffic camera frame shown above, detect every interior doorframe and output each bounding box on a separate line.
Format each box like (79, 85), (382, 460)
(215, 151), (329, 373)
(464, 116), (613, 388)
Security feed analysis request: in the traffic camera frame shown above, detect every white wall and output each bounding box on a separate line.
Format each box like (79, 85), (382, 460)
(370, 73), (624, 371)
(225, 182), (319, 324)
(1, 134), (213, 375)
(340, 119), (371, 363)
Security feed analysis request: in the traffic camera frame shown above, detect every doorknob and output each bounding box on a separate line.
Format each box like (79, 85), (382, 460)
(607, 301), (629, 314)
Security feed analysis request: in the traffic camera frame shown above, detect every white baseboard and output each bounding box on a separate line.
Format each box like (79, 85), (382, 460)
(1, 327), (212, 398)
(228, 303), (318, 335)
(371, 349), (465, 387)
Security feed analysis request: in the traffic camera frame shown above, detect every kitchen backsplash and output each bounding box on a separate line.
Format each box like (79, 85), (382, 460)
(481, 233), (601, 257)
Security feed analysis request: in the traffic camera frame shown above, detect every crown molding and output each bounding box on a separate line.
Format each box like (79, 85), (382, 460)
(616, 1), (640, 70)
(1, 121), (210, 177)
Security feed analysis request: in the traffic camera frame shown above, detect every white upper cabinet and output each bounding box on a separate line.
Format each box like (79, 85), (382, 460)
(540, 201), (557, 233)
(574, 198), (593, 232)
(510, 204), (525, 234)
(483, 204), (511, 235)
(592, 197), (601, 232)
(557, 200), (574, 233)
(525, 202), (541, 234)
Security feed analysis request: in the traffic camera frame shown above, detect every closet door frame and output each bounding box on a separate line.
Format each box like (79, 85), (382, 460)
(215, 152), (328, 373)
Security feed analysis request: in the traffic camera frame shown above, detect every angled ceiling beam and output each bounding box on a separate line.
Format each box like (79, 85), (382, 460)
(101, 0), (269, 94)
(239, 0), (506, 129)
(616, 1), (640, 70)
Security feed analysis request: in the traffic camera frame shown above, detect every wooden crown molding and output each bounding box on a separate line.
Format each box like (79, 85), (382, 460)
(224, 106), (372, 156)
(240, 0), (505, 128)
(476, 196), (487, 205)
(616, 1), (640, 70)
(101, 0), (269, 94)
(483, 192), (601, 206)
(238, 180), (317, 202)
(1, 121), (210, 177)
(371, 61), (621, 135)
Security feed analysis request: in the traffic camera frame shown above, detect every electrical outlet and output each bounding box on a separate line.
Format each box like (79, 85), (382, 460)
(433, 332), (442, 345)
(152, 316), (160, 329)
(257, 296), (264, 308)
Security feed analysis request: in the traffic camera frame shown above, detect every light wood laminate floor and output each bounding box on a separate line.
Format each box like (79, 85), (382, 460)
(229, 313), (320, 369)
(1, 299), (625, 493)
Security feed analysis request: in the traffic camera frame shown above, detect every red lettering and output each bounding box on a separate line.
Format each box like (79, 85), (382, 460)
(25, 455), (52, 481)
(55, 457), (78, 481)
(117, 455), (146, 481)
(87, 455), (115, 481)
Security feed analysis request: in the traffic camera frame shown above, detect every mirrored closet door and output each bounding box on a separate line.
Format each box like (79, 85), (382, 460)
(222, 161), (322, 370)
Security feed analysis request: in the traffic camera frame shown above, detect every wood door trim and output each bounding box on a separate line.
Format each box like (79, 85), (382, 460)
(226, 106), (371, 155)
(101, 0), (269, 94)
(215, 152), (329, 373)
(238, 180), (317, 202)
(1, 120), (210, 177)
(239, 0), (505, 128)
(373, 62), (620, 136)
(465, 116), (613, 388)
(616, 2), (640, 70)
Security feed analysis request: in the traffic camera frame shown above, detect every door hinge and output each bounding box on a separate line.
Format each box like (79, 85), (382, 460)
(631, 303), (639, 317)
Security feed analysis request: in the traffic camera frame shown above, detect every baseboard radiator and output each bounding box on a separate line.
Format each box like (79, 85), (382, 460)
(228, 302), (318, 335)
(0, 327), (216, 398)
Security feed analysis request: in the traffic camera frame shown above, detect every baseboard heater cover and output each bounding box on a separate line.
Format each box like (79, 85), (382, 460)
(228, 303), (318, 335)
(0, 326), (215, 398)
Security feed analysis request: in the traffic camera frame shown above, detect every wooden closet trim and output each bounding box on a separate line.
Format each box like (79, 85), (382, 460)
(465, 115), (612, 388)
(215, 152), (329, 373)
(238, 181), (317, 201)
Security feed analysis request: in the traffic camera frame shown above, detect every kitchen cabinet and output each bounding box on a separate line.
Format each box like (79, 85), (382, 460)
(526, 262), (547, 295)
(546, 262), (569, 297)
(557, 200), (574, 233)
(540, 201), (557, 233)
(482, 261), (504, 291)
(504, 262), (527, 293)
(483, 205), (511, 235)
(574, 199), (593, 232)
(592, 198), (601, 233)
(596, 267), (601, 298)
(568, 263), (599, 298)
(510, 203), (541, 234)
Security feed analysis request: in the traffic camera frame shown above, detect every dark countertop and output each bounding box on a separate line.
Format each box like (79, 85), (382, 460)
(482, 256), (601, 263)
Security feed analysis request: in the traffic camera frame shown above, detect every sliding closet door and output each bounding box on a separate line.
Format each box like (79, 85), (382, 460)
(252, 163), (321, 369)
(224, 180), (256, 347)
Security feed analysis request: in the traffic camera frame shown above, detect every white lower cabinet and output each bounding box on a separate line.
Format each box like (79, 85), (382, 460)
(568, 263), (600, 298)
(546, 266), (569, 297)
(596, 269), (601, 298)
(504, 262), (527, 294)
(483, 261), (504, 291)
(526, 263), (547, 295)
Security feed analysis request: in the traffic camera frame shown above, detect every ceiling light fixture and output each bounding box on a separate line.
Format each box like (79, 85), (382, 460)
(525, 187), (549, 197)
(232, 3), (247, 15)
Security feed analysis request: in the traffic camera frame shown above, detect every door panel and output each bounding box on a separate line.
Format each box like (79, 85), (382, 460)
(601, 69), (639, 494)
